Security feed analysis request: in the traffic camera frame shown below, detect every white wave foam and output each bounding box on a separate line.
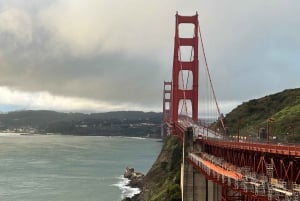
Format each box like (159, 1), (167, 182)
(112, 175), (140, 199)
(0, 132), (22, 137)
(114, 136), (147, 140)
(127, 137), (146, 140)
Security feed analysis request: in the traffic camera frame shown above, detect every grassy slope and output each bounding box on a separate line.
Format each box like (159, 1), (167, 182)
(133, 136), (182, 201)
(223, 88), (300, 141)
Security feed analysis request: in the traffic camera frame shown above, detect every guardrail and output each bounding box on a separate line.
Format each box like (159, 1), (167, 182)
(198, 138), (300, 156)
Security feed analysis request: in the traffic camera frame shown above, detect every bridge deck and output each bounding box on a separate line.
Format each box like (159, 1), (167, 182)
(191, 153), (243, 180)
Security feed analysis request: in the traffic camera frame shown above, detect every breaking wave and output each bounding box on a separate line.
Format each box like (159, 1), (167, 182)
(112, 175), (140, 199)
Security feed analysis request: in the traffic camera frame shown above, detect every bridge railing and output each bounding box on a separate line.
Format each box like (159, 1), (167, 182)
(174, 119), (300, 156)
(177, 118), (224, 139)
(197, 137), (300, 156)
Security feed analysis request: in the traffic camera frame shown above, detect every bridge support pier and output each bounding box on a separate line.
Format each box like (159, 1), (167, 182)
(182, 127), (221, 201)
(207, 180), (221, 201)
(182, 127), (194, 201)
(193, 170), (207, 201)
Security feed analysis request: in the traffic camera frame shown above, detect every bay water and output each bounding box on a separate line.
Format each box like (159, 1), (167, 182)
(0, 134), (162, 201)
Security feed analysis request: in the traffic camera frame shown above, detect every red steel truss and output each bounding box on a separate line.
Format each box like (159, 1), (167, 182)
(199, 139), (300, 184)
(188, 149), (300, 200)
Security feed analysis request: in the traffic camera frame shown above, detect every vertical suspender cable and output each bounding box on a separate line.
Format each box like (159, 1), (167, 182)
(198, 21), (226, 131)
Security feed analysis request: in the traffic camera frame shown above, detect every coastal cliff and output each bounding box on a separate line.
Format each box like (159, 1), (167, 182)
(124, 136), (182, 201)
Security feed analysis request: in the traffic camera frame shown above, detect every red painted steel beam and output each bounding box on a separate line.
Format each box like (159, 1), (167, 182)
(176, 13), (198, 24)
(200, 139), (300, 157)
(199, 139), (300, 183)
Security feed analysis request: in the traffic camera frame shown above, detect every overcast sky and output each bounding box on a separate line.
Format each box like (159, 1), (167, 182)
(0, 0), (299, 114)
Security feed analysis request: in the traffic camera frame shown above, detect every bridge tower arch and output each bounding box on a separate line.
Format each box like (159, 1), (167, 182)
(171, 12), (199, 124)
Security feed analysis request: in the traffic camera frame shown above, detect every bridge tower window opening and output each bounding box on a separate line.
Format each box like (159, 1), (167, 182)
(178, 23), (195, 38)
(178, 99), (192, 119)
(178, 70), (193, 90)
(164, 92), (171, 100)
(164, 102), (170, 111)
(178, 46), (194, 62)
(164, 82), (171, 91)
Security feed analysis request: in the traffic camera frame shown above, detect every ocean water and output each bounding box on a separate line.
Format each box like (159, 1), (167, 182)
(0, 134), (162, 201)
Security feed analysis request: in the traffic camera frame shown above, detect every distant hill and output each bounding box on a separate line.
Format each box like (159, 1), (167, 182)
(0, 110), (85, 129)
(89, 111), (160, 121)
(0, 110), (162, 137)
(222, 88), (300, 142)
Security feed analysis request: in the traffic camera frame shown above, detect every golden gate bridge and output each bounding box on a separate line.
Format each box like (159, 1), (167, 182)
(161, 12), (300, 201)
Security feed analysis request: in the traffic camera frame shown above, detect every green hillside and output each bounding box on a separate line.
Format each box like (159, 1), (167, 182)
(223, 88), (300, 142)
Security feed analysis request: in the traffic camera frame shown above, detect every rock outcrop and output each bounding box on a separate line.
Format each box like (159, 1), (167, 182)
(124, 167), (144, 180)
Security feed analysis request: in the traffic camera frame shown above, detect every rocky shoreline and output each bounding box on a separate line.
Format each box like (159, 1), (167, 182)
(124, 167), (144, 180)
(122, 137), (182, 201)
(122, 167), (145, 201)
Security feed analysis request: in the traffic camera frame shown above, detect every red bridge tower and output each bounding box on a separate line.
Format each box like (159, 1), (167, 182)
(171, 13), (199, 124)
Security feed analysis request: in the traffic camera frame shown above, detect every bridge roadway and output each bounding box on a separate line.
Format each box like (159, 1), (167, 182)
(175, 120), (300, 201)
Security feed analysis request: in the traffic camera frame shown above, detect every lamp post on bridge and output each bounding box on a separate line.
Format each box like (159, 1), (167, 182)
(237, 119), (241, 143)
(267, 118), (274, 144)
(288, 124), (295, 144)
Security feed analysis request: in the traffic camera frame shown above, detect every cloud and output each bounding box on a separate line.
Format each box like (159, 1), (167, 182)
(38, 0), (174, 56)
(0, 8), (33, 49)
(0, 86), (153, 112)
(0, 1), (169, 109)
(192, 1), (300, 105)
(0, 0), (299, 114)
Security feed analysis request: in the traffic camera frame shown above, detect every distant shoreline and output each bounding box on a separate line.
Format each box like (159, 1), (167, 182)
(0, 132), (162, 139)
